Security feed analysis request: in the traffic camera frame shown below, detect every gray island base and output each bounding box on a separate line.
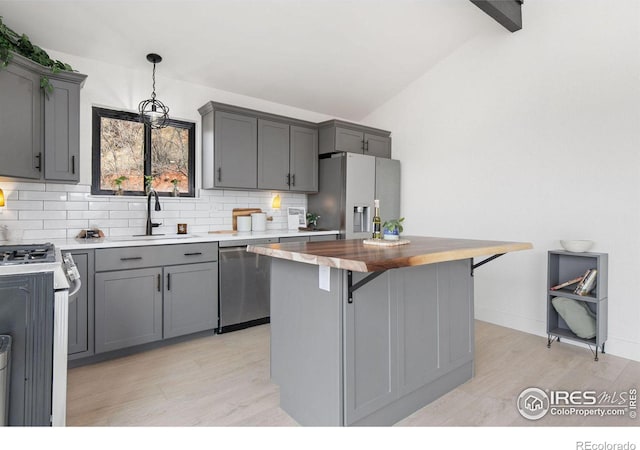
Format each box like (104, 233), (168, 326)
(249, 236), (532, 426)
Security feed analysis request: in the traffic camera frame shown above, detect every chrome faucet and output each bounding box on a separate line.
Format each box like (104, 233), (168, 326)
(145, 189), (162, 235)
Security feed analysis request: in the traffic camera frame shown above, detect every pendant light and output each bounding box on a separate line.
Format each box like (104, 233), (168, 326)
(138, 53), (170, 129)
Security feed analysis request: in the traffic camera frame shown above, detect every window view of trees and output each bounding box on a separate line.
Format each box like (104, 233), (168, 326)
(92, 107), (195, 196)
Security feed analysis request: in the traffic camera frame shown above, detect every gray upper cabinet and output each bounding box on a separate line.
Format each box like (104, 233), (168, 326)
(289, 125), (318, 192)
(258, 119), (290, 190)
(214, 111), (258, 189)
(44, 78), (81, 182)
(0, 59), (42, 179)
(199, 101), (319, 192)
(364, 133), (391, 159)
(336, 127), (365, 153)
(319, 120), (392, 159)
(0, 52), (86, 182)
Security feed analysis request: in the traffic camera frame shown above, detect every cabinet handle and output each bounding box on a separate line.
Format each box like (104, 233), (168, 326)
(35, 152), (42, 171)
(217, 167), (222, 182)
(71, 155), (75, 174)
(157, 274), (161, 292)
(184, 252), (202, 256)
(365, 141), (369, 152)
(120, 256), (142, 261)
(291, 174), (295, 186)
(286, 173), (291, 186)
(167, 273), (171, 291)
(361, 140), (365, 152)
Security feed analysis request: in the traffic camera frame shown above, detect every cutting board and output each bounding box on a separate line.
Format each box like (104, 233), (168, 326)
(232, 208), (262, 230)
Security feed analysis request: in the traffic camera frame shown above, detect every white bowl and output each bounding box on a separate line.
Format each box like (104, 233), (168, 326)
(560, 240), (594, 253)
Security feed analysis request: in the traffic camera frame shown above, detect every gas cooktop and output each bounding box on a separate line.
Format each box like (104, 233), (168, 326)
(0, 243), (56, 266)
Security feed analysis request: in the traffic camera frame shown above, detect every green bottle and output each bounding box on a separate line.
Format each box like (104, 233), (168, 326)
(372, 199), (381, 239)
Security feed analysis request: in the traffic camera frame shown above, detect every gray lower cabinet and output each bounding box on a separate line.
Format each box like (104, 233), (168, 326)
(93, 243), (219, 355)
(0, 52), (86, 182)
(95, 267), (164, 353)
(309, 234), (337, 242)
(67, 250), (95, 359)
(319, 120), (392, 159)
(163, 262), (218, 339)
(344, 260), (472, 425)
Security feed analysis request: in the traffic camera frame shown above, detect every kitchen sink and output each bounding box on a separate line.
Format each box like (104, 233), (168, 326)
(109, 234), (197, 242)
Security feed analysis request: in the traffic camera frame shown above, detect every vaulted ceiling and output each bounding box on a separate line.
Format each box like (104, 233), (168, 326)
(0, 0), (502, 120)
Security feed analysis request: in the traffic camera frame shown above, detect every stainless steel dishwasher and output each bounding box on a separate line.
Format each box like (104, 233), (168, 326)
(218, 238), (278, 333)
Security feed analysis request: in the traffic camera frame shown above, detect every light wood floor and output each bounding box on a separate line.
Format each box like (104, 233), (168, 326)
(66, 320), (640, 427)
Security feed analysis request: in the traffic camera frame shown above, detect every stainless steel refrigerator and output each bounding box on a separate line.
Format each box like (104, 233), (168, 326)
(307, 152), (400, 239)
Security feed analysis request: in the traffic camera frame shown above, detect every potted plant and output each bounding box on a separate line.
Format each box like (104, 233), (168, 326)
(144, 175), (154, 195)
(113, 176), (127, 195)
(382, 217), (404, 241)
(306, 212), (320, 230)
(170, 179), (179, 197)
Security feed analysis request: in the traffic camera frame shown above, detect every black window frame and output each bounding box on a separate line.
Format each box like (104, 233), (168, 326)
(91, 106), (196, 197)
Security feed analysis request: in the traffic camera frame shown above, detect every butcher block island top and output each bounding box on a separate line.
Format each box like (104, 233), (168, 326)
(247, 235), (532, 272)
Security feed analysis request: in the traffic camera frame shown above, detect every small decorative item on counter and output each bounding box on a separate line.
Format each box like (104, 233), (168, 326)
(177, 223), (188, 234)
(306, 212), (320, 230)
(170, 179), (180, 197)
(113, 176), (127, 195)
(76, 228), (105, 239)
(382, 217), (404, 241)
(372, 199), (382, 239)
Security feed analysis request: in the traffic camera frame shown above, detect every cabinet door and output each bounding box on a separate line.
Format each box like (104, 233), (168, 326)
(67, 251), (95, 359)
(95, 267), (163, 353)
(44, 78), (80, 182)
(344, 271), (397, 425)
(290, 125), (318, 192)
(365, 133), (391, 159)
(257, 119), (290, 190)
(214, 111), (257, 189)
(335, 127), (364, 154)
(163, 262), (218, 339)
(0, 62), (41, 179)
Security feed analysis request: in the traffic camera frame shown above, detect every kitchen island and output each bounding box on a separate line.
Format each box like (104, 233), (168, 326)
(247, 236), (532, 426)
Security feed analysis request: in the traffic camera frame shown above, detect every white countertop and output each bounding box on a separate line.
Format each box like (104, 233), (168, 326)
(0, 229), (339, 251)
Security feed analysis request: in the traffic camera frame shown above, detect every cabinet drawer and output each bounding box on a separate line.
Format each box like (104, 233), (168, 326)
(96, 242), (219, 271)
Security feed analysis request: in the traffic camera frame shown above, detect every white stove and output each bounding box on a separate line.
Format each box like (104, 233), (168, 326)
(0, 243), (80, 426)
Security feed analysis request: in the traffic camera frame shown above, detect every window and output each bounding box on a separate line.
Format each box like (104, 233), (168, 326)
(91, 107), (195, 197)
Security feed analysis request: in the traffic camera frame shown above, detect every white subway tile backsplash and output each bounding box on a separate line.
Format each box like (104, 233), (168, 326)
(90, 201), (128, 211)
(68, 210), (109, 220)
(109, 210), (146, 219)
(21, 210), (67, 220)
(19, 191), (67, 201)
(1, 182), (308, 236)
(6, 200), (43, 210)
(44, 219), (89, 229)
(46, 183), (91, 193)
(45, 201), (89, 211)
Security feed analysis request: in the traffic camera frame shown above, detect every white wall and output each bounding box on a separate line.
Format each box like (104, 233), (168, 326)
(364, 0), (640, 361)
(0, 50), (334, 238)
